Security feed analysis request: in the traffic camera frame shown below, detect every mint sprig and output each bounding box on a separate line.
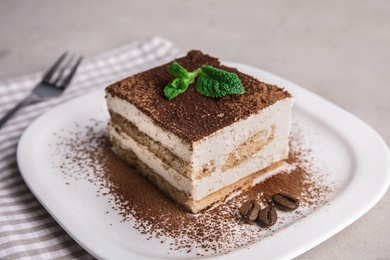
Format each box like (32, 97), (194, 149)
(164, 62), (244, 100)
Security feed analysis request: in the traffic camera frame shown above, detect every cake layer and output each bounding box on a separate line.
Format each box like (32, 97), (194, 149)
(111, 135), (285, 213)
(106, 93), (293, 180)
(108, 118), (290, 201)
(109, 111), (193, 179)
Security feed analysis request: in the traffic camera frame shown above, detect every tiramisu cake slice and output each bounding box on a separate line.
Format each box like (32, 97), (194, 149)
(105, 50), (293, 213)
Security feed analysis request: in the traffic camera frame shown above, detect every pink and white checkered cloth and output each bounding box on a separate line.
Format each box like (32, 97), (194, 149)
(0, 36), (180, 259)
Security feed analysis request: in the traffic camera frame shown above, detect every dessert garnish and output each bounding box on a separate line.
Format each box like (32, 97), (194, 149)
(258, 203), (277, 227)
(239, 200), (261, 223)
(239, 193), (299, 227)
(272, 193), (299, 211)
(164, 61), (245, 100)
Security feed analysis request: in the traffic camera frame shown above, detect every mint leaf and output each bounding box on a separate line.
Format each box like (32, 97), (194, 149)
(171, 77), (189, 90)
(196, 76), (229, 97)
(164, 86), (181, 100)
(163, 62), (244, 100)
(198, 66), (244, 97)
(168, 62), (189, 78)
(164, 78), (189, 100)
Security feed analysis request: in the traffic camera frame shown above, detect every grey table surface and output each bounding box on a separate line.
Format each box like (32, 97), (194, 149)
(1, 0), (389, 259)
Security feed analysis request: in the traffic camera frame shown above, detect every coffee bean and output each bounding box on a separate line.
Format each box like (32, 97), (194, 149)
(258, 204), (277, 227)
(272, 193), (299, 211)
(239, 200), (260, 222)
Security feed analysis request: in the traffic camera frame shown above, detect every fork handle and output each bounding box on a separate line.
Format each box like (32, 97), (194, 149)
(0, 95), (35, 129)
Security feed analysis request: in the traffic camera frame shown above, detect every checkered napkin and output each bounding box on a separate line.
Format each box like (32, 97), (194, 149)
(0, 36), (180, 259)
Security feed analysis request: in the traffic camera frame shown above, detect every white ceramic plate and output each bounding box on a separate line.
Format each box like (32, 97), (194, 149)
(18, 62), (390, 260)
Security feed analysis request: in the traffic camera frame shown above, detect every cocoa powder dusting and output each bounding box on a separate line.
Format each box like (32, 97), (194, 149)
(54, 119), (334, 256)
(106, 50), (291, 143)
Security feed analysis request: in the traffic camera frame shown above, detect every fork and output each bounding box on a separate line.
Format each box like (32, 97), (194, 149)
(0, 53), (82, 128)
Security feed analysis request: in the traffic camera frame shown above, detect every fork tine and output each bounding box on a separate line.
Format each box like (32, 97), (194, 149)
(52, 54), (75, 85)
(58, 56), (83, 89)
(41, 52), (68, 83)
